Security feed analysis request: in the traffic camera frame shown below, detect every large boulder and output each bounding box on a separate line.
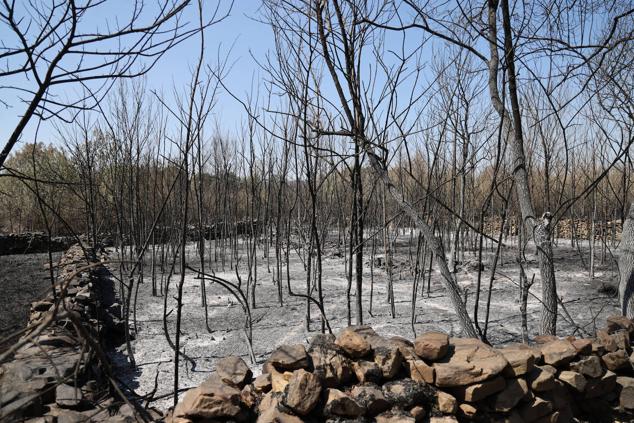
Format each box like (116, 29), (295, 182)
(436, 391), (457, 414)
(174, 376), (243, 420)
(432, 338), (509, 388)
(350, 383), (390, 416)
(382, 378), (433, 409)
(597, 329), (619, 352)
(518, 397), (553, 423)
(253, 373), (272, 393)
(348, 326), (384, 348)
(269, 344), (310, 371)
(414, 332), (449, 361)
(389, 336), (417, 361)
(323, 388), (364, 418)
(505, 343), (543, 362)
(526, 366), (556, 392)
(308, 341), (353, 387)
(451, 376), (505, 402)
(336, 328), (372, 358)
(569, 355), (604, 378)
(240, 384), (257, 409)
(215, 356), (252, 387)
(534, 335), (558, 344)
(48, 408), (91, 423)
(499, 346), (535, 377)
(410, 405), (427, 422)
(539, 340), (577, 366)
(558, 370), (587, 393)
(374, 346), (403, 380)
(617, 376), (634, 410)
(602, 349), (630, 371)
(55, 384), (83, 409)
(458, 403), (477, 419)
(256, 407), (304, 423)
(607, 315), (634, 336)
(263, 364), (294, 393)
(408, 359), (435, 384)
(612, 331), (631, 351)
(283, 369), (322, 416)
(352, 360), (382, 384)
(491, 378), (529, 412)
(571, 339), (592, 355)
(257, 391), (282, 414)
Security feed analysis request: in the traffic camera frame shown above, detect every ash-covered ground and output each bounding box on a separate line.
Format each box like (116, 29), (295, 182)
(109, 234), (620, 411)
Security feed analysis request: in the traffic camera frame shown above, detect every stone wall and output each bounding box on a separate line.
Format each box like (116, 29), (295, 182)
(0, 233), (74, 256)
(0, 244), (159, 422)
(168, 321), (634, 423)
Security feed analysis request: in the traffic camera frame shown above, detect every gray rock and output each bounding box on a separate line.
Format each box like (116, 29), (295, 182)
(56, 384), (84, 408)
(617, 376), (634, 410)
(55, 409), (90, 423)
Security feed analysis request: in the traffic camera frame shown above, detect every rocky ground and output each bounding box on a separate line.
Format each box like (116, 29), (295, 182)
(110, 234), (621, 412)
(0, 251), (61, 351)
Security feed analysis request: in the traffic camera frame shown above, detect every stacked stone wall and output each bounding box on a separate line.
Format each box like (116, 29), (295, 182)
(0, 244), (159, 422)
(169, 321), (634, 423)
(0, 233), (74, 256)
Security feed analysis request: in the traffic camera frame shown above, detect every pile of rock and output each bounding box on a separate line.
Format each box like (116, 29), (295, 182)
(170, 322), (634, 423)
(0, 245), (146, 422)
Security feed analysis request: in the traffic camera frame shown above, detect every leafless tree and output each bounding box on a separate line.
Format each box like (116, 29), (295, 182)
(0, 0), (229, 169)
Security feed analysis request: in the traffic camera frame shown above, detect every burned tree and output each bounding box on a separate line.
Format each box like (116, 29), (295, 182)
(619, 204), (634, 318)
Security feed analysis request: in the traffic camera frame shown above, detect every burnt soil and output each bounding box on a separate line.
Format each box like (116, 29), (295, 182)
(0, 251), (61, 352)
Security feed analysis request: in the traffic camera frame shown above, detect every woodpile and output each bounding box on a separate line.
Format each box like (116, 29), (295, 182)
(554, 219), (622, 241)
(483, 217), (623, 241)
(169, 323), (634, 423)
(138, 220), (261, 244)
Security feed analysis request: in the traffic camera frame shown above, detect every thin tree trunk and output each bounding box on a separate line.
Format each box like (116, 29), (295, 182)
(488, 0), (557, 334)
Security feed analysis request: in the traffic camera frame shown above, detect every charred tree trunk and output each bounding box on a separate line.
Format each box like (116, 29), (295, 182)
(619, 204), (634, 318)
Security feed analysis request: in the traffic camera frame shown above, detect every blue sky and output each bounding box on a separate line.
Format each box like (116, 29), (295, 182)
(0, 1), (273, 149)
(0, 1), (469, 156)
(1, 0), (627, 160)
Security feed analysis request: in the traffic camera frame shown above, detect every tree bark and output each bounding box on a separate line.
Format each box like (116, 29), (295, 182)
(487, 0), (558, 334)
(619, 204), (634, 318)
